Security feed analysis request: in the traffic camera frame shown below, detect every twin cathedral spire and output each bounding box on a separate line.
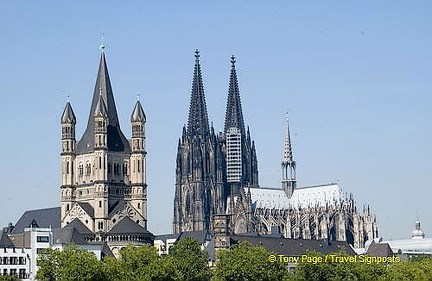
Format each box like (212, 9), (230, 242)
(173, 51), (258, 233)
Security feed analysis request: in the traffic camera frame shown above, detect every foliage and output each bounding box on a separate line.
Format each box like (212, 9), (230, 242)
(103, 239), (206, 281)
(290, 250), (389, 281)
(382, 256), (432, 281)
(169, 237), (211, 281)
(36, 239), (432, 281)
(36, 244), (104, 281)
(213, 241), (288, 281)
(0, 276), (19, 281)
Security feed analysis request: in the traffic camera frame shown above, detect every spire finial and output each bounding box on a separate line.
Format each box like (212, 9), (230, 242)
(285, 111), (289, 122)
(137, 93), (140, 101)
(67, 94), (70, 103)
(195, 49), (200, 61)
(231, 55), (236, 67)
(100, 31), (105, 52)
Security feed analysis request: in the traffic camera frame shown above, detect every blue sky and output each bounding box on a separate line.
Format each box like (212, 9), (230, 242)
(0, 1), (431, 240)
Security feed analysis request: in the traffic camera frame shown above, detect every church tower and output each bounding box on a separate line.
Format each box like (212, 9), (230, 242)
(173, 50), (226, 233)
(223, 56), (258, 188)
(60, 47), (153, 251)
(281, 115), (296, 198)
(222, 56), (257, 234)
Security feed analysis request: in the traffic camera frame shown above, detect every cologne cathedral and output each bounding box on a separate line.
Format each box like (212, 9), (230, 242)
(173, 51), (378, 248)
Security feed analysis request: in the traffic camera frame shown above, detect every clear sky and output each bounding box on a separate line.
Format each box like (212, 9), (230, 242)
(0, 1), (431, 240)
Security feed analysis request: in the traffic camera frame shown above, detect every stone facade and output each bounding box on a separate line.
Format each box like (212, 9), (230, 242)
(173, 52), (258, 234)
(60, 49), (153, 251)
(173, 52), (378, 247)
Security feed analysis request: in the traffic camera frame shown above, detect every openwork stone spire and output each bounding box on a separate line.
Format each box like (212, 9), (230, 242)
(187, 50), (210, 137)
(224, 55), (245, 135)
(283, 115), (294, 163)
(282, 114), (296, 198)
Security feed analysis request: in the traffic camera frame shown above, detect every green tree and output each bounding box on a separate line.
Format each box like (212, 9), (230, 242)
(169, 237), (211, 281)
(290, 250), (389, 281)
(103, 243), (182, 281)
(383, 257), (432, 281)
(0, 276), (19, 281)
(213, 241), (288, 281)
(36, 244), (103, 281)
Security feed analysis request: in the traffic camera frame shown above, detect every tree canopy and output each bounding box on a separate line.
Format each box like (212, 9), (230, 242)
(213, 241), (288, 281)
(34, 241), (432, 281)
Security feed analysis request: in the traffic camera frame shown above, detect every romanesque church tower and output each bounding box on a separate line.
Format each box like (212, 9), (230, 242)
(60, 48), (153, 252)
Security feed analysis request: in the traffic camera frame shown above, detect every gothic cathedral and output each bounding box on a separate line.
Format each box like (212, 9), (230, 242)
(173, 51), (378, 248)
(173, 51), (258, 234)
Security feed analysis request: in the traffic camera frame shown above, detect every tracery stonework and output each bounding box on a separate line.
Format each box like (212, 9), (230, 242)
(173, 52), (378, 248)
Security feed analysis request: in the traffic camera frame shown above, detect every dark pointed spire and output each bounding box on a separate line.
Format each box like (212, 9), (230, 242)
(224, 55), (245, 135)
(94, 88), (108, 117)
(131, 100), (146, 122)
(76, 50), (130, 153)
(61, 102), (76, 124)
(187, 50), (210, 137)
(88, 52), (119, 125)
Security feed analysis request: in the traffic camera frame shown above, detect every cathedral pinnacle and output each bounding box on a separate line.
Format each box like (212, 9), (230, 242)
(224, 55), (245, 135)
(283, 114), (294, 163)
(187, 50), (209, 137)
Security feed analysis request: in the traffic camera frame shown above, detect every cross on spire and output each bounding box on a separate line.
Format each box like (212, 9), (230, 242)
(100, 31), (105, 52)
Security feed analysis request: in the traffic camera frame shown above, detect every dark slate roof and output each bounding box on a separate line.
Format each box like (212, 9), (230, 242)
(77, 202), (94, 217)
(155, 233), (181, 242)
(64, 218), (93, 235)
(230, 234), (357, 256)
(76, 52), (130, 153)
(178, 230), (212, 244)
(0, 230), (14, 247)
(61, 102), (76, 124)
(155, 231), (212, 244)
(107, 217), (154, 236)
(53, 227), (88, 245)
(101, 242), (113, 256)
(206, 237), (216, 261)
(94, 94), (108, 117)
(366, 241), (394, 257)
(12, 207), (60, 234)
(131, 100), (146, 122)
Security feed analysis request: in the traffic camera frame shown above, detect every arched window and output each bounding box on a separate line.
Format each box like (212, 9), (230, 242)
(86, 164), (91, 176)
(66, 162), (69, 174)
(78, 165), (84, 177)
